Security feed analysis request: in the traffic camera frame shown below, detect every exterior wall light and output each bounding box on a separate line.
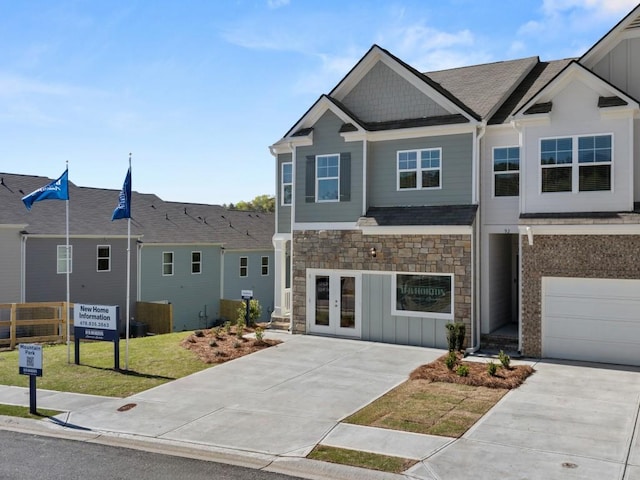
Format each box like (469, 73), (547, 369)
(370, 247), (377, 258)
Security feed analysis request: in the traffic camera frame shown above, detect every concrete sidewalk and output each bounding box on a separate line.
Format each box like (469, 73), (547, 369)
(1, 334), (639, 480)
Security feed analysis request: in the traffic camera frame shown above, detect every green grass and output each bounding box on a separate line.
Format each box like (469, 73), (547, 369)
(0, 333), (212, 397)
(344, 379), (506, 438)
(308, 446), (416, 474)
(0, 403), (62, 420)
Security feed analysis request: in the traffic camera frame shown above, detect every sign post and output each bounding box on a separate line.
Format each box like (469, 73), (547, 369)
(73, 304), (120, 370)
(18, 344), (43, 415)
(241, 290), (253, 325)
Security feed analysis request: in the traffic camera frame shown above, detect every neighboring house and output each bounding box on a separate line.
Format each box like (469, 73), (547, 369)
(270, 5), (640, 366)
(0, 173), (275, 332)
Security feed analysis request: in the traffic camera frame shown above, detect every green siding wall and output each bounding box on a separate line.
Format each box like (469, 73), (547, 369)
(222, 250), (274, 322)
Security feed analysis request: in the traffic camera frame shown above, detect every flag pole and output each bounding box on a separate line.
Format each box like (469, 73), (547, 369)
(66, 160), (71, 364)
(125, 154), (131, 370)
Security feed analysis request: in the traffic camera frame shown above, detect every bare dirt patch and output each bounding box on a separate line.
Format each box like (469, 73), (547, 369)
(410, 353), (534, 389)
(180, 326), (281, 364)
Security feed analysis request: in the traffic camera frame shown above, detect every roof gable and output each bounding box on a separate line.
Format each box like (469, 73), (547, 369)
(581, 5), (640, 68)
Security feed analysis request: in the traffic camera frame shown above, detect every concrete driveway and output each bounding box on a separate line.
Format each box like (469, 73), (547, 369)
(408, 360), (640, 480)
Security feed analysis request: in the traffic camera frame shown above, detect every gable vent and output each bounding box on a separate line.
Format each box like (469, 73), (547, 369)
(625, 14), (640, 30)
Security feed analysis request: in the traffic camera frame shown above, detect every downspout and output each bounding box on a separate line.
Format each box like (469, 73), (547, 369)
(137, 241), (143, 302)
(512, 119), (525, 354)
(362, 138), (367, 216)
(20, 235), (28, 303)
(288, 142), (295, 334)
(466, 122), (486, 355)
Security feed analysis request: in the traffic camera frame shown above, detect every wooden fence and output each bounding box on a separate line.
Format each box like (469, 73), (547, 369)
(0, 302), (69, 350)
(219, 299), (244, 323)
(135, 302), (173, 334)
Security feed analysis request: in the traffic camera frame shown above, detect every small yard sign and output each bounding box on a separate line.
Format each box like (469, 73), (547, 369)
(73, 304), (120, 369)
(19, 343), (43, 377)
(241, 290), (253, 300)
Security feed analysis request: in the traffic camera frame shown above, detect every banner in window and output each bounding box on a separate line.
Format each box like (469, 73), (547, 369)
(394, 274), (453, 317)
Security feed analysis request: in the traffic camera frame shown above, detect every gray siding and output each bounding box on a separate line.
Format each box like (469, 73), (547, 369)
(223, 250), (274, 322)
(277, 153), (292, 234)
(0, 227), (22, 302)
(296, 110), (363, 223)
(368, 133), (473, 207)
(593, 37), (640, 101)
(361, 274), (448, 348)
(342, 61), (449, 123)
(26, 237), (137, 317)
(140, 245), (222, 331)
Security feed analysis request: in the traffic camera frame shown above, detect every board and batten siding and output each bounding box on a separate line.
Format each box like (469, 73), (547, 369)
(140, 245), (222, 331)
(361, 274), (449, 348)
(521, 79), (633, 214)
(0, 227), (23, 302)
(592, 37), (640, 102)
(25, 237), (137, 315)
(367, 133), (473, 207)
(222, 250), (274, 323)
(277, 153), (292, 234)
(295, 110), (363, 223)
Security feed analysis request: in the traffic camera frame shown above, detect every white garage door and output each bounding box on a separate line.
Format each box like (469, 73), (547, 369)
(542, 277), (640, 366)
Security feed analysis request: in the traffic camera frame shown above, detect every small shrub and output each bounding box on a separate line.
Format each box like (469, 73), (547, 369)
(445, 322), (466, 351)
(445, 351), (457, 370)
(236, 318), (245, 338)
(214, 327), (223, 339)
(498, 350), (511, 369)
(445, 323), (457, 351)
(194, 330), (204, 338)
(487, 361), (498, 376)
(456, 364), (469, 377)
(455, 323), (465, 351)
(209, 339), (218, 348)
(223, 321), (232, 335)
(254, 326), (264, 342)
(236, 299), (263, 327)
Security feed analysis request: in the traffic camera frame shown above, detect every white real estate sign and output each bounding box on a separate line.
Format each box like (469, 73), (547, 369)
(19, 343), (43, 377)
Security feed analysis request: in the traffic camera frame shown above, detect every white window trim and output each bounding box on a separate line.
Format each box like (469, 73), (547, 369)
(240, 256), (248, 277)
(539, 133), (614, 194)
(162, 251), (174, 276)
(261, 256), (269, 276)
(281, 162), (292, 206)
(396, 148), (442, 191)
(57, 245), (72, 274)
(97, 244), (111, 272)
(391, 272), (454, 319)
(316, 153), (340, 203)
(492, 145), (520, 198)
(191, 251), (202, 275)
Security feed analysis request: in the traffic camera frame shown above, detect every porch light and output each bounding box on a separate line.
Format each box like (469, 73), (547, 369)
(370, 247), (377, 258)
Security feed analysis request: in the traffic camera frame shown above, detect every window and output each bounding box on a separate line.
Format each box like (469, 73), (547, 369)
(281, 162), (292, 206)
(191, 251), (201, 274)
(316, 154), (340, 202)
(57, 245), (72, 274)
(392, 274), (453, 319)
(162, 252), (174, 276)
(261, 256), (269, 276)
(397, 148), (441, 190)
(493, 147), (520, 197)
(97, 245), (111, 272)
(240, 256), (248, 277)
(541, 135), (612, 193)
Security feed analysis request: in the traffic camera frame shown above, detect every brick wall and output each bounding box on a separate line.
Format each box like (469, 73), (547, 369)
(292, 230), (473, 346)
(521, 234), (640, 356)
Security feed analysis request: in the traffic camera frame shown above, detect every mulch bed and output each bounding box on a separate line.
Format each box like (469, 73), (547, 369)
(410, 353), (535, 389)
(180, 326), (281, 364)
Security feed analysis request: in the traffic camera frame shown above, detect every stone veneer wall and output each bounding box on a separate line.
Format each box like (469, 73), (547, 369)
(292, 230), (472, 347)
(521, 234), (640, 356)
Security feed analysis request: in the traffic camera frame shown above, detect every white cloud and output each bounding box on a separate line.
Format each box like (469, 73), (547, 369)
(0, 73), (71, 97)
(542, 0), (638, 16)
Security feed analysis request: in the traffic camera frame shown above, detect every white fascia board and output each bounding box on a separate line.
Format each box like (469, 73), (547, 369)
(270, 135), (313, 155)
(293, 222), (359, 231)
(360, 225), (473, 235)
(24, 234), (143, 240)
(341, 123), (476, 142)
(512, 114), (551, 127)
(519, 223), (640, 235)
(272, 233), (292, 243)
(0, 224), (28, 229)
(600, 107), (637, 120)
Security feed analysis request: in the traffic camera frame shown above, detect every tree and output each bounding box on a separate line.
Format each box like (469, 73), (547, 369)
(225, 194), (275, 212)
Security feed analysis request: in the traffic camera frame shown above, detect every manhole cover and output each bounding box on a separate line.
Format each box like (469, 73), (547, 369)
(562, 462), (578, 469)
(117, 403), (137, 412)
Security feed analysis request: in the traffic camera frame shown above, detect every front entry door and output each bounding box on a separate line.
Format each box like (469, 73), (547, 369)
(308, 271), (361, 337)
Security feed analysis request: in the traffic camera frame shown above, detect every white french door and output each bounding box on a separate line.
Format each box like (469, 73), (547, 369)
(307, 270), (361, 338)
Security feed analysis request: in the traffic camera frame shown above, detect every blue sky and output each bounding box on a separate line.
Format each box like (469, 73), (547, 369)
(1, 0), (637, 205)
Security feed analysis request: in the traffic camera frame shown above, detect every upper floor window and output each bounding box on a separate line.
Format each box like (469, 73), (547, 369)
(97, 245), (111, 272)
(397, 148), (441, 190)
(281, 162), (292, 206)
(493, 147), (520, 197)
(162, 251), (174, 276)
(57, 245), (72, 274)
(541, 135), (611, 193)
(261, 256), (269, 276)
(316, 154), (340, 202)
(240, 256), (248, 277)
(191, 251), (201, 274)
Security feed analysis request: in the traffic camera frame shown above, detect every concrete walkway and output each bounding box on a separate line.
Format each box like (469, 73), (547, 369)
(1, 334), (640, 480)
